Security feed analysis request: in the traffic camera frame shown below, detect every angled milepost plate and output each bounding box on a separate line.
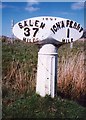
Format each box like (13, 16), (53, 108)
(13, 16), (83, 43)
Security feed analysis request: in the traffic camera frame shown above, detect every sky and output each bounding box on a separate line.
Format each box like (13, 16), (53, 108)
(1, 1), (85, 37)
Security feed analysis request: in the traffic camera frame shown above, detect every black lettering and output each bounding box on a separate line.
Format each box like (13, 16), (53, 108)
(66, 20), (70, 27)
(33, 28), (39, 37)
(73, 22), (77, 29)
(29, 39), (31, 42)
(51, 28), (55, 34)
(40, 22), (45, 29)
(71, 38), (73, 42)
(18, 23), (23, 29)
(23, 37), (26, 42)
(69, 21), (73, 28)
(56, 22), (61, 29)
(50, 18), (53, 20)
(35, 20), (39, 27)
(77, 24), (80, 30)
(26, 39), (29, 42)
(79, 27), (83, 32)
(62, 39), (65, 43)
(46, 18), (48, 20)
(32, 38), (35, 42)
(68, 39), (70, 43)
(53, 25), (57, 32)
(67, 28), (70, 38)
(24, 27), (30, 36)
(24, 21), (28, 27)
(61, 21), (65, 28)
(29, 20), (33, 26)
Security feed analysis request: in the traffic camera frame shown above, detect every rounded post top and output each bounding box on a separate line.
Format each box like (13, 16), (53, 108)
(38, 44), (58, 55)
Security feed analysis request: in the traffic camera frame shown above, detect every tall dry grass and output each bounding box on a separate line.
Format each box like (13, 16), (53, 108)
(2, 59), (37, 98)
(58, 42), (86, 105)
(2, 39), (86, 106)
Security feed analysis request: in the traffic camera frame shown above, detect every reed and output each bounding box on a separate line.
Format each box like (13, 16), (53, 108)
(2, 38), (86, 106)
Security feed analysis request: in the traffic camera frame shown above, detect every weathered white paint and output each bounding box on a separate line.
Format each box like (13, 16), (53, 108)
(13, 16), (83, 43)
(36, 44), (57, 98)
(70, 42), (73, 49)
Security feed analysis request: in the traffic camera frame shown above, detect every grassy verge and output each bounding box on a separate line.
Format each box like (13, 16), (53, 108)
(2, 38), (86, 118)
(2, 93), (86, 119)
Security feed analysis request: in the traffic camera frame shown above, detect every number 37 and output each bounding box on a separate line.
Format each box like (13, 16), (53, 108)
(24, 27), (39, 37)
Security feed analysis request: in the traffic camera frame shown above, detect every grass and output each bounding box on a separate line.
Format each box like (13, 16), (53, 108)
(58, 40), (86, 105)
(2, 40), (38, 96)
(2, 93), (86, 119)
(2, 40), (38, 74)
(58, 40), (85, 59)
(2, 38), (86, 118)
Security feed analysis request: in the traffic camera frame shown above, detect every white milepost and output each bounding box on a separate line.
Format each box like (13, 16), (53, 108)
(36, 44), (57, 98)
(13, 16), (83, 98)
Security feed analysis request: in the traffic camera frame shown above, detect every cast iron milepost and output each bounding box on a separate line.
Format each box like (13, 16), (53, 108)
(12, 16), (83, 98)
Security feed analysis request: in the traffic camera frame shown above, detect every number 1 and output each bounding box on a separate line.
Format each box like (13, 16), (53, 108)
(67, 28), (70, 38)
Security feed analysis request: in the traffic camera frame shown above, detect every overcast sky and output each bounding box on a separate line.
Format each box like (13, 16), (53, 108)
(1, 1), (85, 37)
